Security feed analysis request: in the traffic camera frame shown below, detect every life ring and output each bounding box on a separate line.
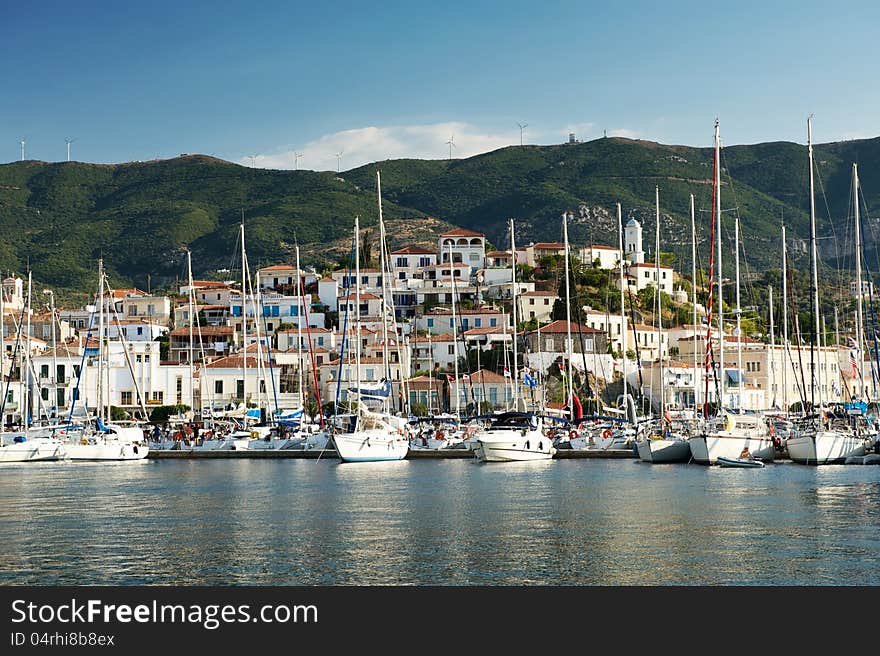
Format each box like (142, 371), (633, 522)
(569, 430), (578, 440)
(602, 428), (613, 440)
(250, 430), (259, 439)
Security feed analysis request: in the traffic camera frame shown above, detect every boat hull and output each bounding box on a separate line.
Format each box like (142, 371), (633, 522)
(333, 430), (409, 462)
(786, 432), (868, 465)
(475, 429), (555, 462)
(717, 456), (765, 468)
(65, 441), (149, 461)
(688, 434), (775, 465)
(637, 438), (691, 463)
(0, 438), (67, 462)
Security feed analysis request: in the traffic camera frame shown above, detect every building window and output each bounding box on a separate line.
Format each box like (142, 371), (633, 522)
(490, 318), (497, 327)
(40, 364), (49, 378)
(129, 306), (137, 316)
(121, 391), (133, 405)
(153, 391), (164, 403)
(448, 345), (455, 355)
(215, 380), (223, 394)
(176, 376), (183, 404)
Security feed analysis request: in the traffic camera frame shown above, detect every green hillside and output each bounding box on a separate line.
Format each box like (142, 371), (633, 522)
(0, 155), (431, 300)
(2, 135), (880, 304)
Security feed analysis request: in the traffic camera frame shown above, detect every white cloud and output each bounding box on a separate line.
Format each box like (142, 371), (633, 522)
(239, 122), (521, 171)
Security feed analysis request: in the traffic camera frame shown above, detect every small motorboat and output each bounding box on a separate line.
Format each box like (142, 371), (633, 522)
(717, 456), (765, 468)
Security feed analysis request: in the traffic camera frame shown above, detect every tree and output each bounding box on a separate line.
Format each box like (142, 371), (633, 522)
(410, 402), (428, 417)
(110, 405), (129, 421)
(149, 404), (191, 423)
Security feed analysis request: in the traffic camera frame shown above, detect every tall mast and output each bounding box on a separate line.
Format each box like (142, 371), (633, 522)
(834, 308), (840, 400)
(26, 272), (32, 427)
(240, 222), (248, 408)
(854, 163), (864, 400)
(715, 120), (725, 410)
(97, 259), (104, 423)
(618, 202), (627, 416)
(563, 211), (573, 420)
(295, 245), (304, 411)
(807, 116), (821, 410)
(354, 215), (362, 418)
(510, 219), (520, 411)
(655, 186), (664, 417)
(769, 286), (776, 408)
(782, 223), (789, 412)
(449, 242), (460, 417)
(187, 250), (196, 413)
(377, 171), (392, 414)
(691, 194), (698, 417)
(49, 290), (57, 421)
(735, 216), (742, 410)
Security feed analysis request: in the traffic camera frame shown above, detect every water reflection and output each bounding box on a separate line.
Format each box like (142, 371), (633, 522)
(0, 459), (878, 585)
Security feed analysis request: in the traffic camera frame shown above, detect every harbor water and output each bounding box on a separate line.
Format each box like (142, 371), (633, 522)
(1, 458), (879, 585)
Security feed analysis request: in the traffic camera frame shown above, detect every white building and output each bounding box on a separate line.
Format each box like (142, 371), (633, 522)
(391, 247), (437, 283)
(520, 290), (558, 323)
(116, 294), (171, 325)
(415, 307), (509, 336)
(439, 228), (486, 273)
(622, 262), (674, 295)
(624, 218), (645, 264)
(577, 244), (619, 270)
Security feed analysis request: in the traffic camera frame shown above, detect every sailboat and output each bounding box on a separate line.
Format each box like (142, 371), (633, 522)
(0, 275), (68, 462)
(62, 261), (149, 461)
(688, 120), (774, 464)
(475, 218), (555, 462)
(638, 188), (691, 463)
(331, 177), (409, 462)
(787, 127), (872, 464)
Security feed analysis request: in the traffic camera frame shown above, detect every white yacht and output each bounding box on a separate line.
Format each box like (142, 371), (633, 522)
(332, 409), (409, 462)
(474, 412), (555, 462)
(688, 412), (775, 464)
(0, 433), (67, 463)
(63, 419), (149, 461)
(637, 417), (698, 463)
(787, 409), (872, 465)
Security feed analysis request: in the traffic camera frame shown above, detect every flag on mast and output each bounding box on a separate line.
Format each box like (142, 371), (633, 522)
(848, 337), (860, 378)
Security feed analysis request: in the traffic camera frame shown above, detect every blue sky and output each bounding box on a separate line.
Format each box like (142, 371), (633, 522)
(2, 0), (878, 170)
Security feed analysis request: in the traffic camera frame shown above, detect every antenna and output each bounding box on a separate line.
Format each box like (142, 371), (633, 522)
(294, 152), (303, 170)
(335, 150), (344, 172)
(517, 122), (528, 147)
(19, 138), (26, 161)
(65, 137), (77, 162)
(445, 135), (456, 160)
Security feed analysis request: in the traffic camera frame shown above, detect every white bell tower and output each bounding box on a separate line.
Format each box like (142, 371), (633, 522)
(624, 218), (644, 264)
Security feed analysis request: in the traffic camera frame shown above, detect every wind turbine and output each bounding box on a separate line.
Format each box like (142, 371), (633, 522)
(249, 154), (258, 168)
(446, 135), (456, 160)
(294, 152), (303, 170)
(517, 122), (528, 147)
(335, 151), (344, 172)
(19, 138), (26, 161)
(65, 137), (77, 162)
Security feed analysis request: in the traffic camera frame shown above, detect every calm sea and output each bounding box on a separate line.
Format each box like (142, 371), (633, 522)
(1, 458), (878, 585)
